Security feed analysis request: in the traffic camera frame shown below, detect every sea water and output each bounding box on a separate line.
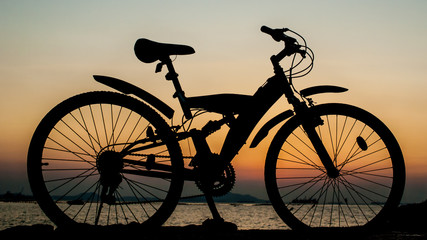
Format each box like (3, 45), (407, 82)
(1, 202), (382, 231)
(0, 202), (52, 230)
(0, 202), (287, 231)
(167, 203), (288, 229)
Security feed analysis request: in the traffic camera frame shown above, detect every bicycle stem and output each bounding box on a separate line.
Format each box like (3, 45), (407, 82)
(271, 55), (300, 106)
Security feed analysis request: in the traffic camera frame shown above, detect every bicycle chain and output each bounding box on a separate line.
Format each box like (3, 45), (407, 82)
(129, 153), (194, 159)
(129, 153), (236, 197)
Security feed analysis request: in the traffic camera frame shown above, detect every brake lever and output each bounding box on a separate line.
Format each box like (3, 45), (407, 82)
(297, 48), (306, 58)
(155, 62), (164, 73)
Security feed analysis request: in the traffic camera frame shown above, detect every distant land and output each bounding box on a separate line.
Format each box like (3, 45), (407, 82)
(0, 191), (34, 202)
(180, 193), (269, 204)
(3, 190), (427, 206)
(0, 191), (268, 204)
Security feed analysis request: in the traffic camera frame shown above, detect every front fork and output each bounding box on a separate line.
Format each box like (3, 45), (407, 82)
(301, 108), (340, 178)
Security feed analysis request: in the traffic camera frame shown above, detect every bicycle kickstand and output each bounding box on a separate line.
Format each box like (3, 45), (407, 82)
(202, 187), (237, 231)
(204, 190), (223, 221)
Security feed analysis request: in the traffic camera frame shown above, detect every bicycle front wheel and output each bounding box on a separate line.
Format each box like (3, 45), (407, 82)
(27, 91), (184, 227)
(265, 103), (405, 231)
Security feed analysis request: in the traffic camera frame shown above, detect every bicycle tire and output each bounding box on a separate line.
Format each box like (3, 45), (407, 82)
(27, 91), (184, 227)
(265, 103), (405, 231)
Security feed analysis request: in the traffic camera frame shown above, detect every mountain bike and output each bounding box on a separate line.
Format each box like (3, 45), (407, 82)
(27, 26), (405, 231)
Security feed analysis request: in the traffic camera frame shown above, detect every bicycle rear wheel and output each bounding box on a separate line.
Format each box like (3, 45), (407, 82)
(265, 103), (405, 231)
(27, 91), (183, 227)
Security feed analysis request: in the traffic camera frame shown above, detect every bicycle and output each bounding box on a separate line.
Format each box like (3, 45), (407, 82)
(27, 26), (405, 231)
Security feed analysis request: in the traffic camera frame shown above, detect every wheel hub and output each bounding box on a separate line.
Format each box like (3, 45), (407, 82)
(97, 150), (124, 188)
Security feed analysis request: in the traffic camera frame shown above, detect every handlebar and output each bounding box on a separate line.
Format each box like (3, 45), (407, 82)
(261, 25), (300, 46)
(261, 25), (306, 61)
(260, 26), (292, 42)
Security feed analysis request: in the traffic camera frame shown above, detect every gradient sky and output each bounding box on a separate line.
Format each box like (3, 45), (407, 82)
(1, 1), (427, 203)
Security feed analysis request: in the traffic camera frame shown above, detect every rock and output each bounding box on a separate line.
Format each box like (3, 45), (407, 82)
(0, 224), (54, 235)
(388, 201), (427, 232)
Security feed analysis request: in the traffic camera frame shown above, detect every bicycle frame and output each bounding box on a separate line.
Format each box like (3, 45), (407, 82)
(94, 45), (349, 180)
(93, 23), (353, 183)
(161, 53), (347, 174)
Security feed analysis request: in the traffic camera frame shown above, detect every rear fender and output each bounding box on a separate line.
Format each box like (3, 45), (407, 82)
(93, 75), (174, 119)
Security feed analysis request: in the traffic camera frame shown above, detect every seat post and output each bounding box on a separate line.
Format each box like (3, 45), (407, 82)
(162, 57), (193, 119)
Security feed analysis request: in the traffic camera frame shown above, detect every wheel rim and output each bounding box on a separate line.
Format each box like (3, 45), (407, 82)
(266, 104), (404, 229)
(28, 93), (183, 227)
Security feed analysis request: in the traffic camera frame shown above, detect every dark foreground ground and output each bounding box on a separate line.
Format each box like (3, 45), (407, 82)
(1, 201), (427, 239)
(1, 223), (426, 240)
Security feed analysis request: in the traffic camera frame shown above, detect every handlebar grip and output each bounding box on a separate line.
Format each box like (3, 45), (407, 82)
(260, 25), (288, 42)
(260, 25), (274, 34)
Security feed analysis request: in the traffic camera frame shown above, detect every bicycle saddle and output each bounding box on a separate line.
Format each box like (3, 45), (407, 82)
(134, 38), (195, 63)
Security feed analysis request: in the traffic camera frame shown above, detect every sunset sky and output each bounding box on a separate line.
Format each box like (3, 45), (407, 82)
(1, 1), (427, 203)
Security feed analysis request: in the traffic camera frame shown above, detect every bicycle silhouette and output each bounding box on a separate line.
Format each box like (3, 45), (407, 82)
(27, 26), (405, 231)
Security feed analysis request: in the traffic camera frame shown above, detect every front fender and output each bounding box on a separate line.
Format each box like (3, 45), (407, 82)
(93, 75), (174, 119)
(250, 110), (294, 148)
(300, 85), (348, 97)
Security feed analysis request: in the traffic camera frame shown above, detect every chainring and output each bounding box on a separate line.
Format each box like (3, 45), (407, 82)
(194, 154), (236, 197)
